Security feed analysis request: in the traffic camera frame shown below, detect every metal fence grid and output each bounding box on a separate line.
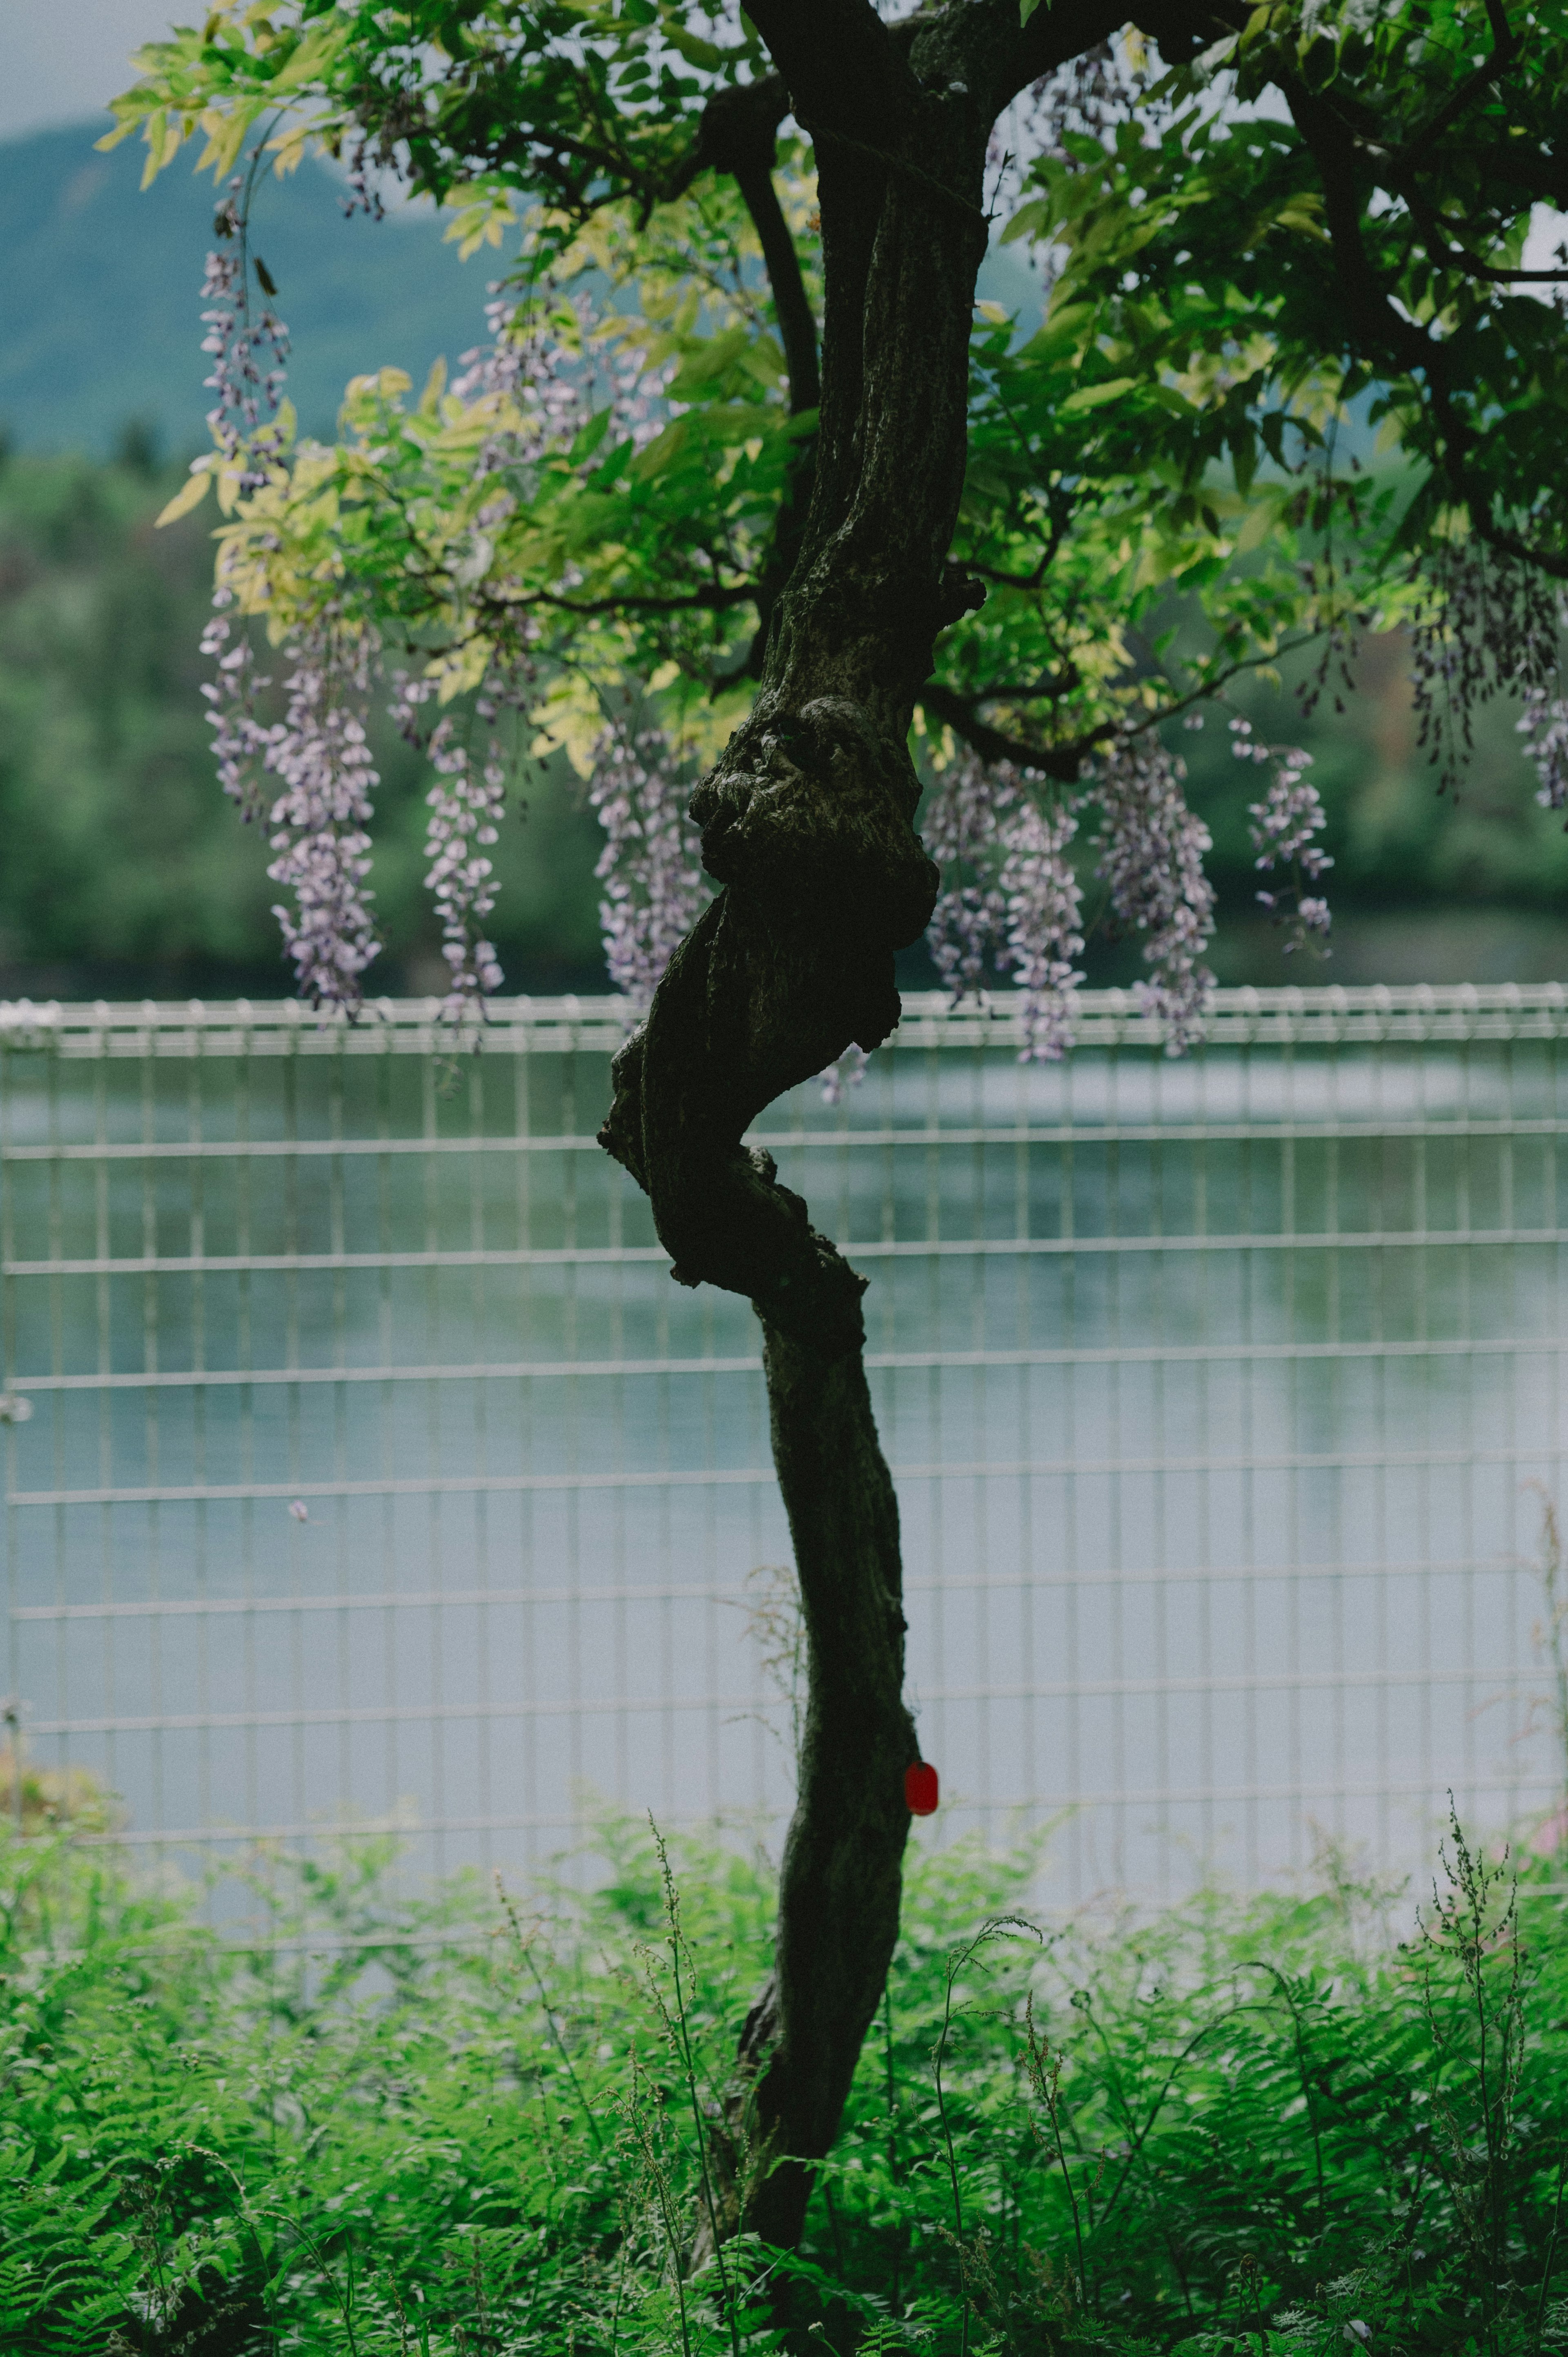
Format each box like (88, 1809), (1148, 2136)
(2, 984), (1565, 1902)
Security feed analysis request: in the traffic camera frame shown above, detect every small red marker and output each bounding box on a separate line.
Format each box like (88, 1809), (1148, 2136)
(904, 1760), (939, 1816)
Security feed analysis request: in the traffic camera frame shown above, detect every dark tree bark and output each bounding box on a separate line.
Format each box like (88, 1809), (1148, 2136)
(599, 0), (1126, 2249)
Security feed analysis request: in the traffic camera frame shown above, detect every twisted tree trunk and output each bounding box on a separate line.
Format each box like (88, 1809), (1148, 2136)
(599, 0), (1119, 2248)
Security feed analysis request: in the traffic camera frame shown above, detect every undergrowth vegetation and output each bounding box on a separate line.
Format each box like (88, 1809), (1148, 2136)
(1, 1811), (1566, 2357)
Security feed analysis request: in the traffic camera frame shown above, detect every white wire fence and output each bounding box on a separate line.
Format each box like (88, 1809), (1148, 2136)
(2, 985), (1566, 1903)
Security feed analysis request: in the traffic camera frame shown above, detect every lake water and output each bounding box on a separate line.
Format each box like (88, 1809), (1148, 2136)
(2, 990), (1564, 1903)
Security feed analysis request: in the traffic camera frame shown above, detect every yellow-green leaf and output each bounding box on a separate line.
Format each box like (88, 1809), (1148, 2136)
(155, 468), (214, 527)
(267, 22), (350, 93)
(1234, 497), (1282, 553)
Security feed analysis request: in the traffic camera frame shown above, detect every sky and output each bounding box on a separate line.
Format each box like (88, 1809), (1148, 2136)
(1, 0), (182, 143)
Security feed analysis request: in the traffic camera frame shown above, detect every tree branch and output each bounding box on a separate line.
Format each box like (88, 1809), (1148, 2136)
(1400, 0), (1518, 169)
(920, 682), (1089, 776)
(677, 76), (821, 417)
(1287, 78), (1568, 581)
(476, 583), (756, 620)
(744, 0), (918, 143)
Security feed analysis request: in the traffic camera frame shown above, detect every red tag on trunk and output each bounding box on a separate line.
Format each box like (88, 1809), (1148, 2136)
(904, 1761), (939, 1816)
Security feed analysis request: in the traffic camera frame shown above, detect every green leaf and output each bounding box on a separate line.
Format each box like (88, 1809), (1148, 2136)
(1058, 376), (1138, 413)
(568, 408), (614, 465)
(664, 23), (724, 67)
(1000, 197), (1052, 247)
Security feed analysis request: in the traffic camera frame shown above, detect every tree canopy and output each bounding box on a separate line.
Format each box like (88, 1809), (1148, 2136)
(107, 0), (1568, 1038)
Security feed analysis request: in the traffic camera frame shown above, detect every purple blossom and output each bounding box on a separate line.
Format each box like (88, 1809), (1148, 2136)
(997, 794), (1085, 1061)
(453, 291), (589, 477)
(923, 751), (1085, 1057)
(817, 1044), (869, 1106)
(588, 721), (709, 1009)
(264, 623), (382, 1008)
(200, 597), (273, 820)
(1091, 736), (1215, 1054)
(392, 670), (521, 1018)
(199, 213), (290, 494)
(1520, 684), (1568, 810)
(923, 751), (1016, 998)
(451, 287), (670, 478)
(195, 213), (379, 1012)
(1238, 717), (1334, 954)
(423, 720), (507, 1012)
(194, 210), (291, 821)
(192, 236), (697, 1025)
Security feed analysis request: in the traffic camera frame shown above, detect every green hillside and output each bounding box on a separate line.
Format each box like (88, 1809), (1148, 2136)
(0, 120), (499, 458)
(0, 118), (1047, 464)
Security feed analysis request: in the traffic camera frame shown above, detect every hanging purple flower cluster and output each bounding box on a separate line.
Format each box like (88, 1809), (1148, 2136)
(1231, 716), (1334, 952)
(194, 206), (292, 826)
(1091, 736), (1216, 1055)
(587, 721), (709, 1009)
(200, 598), (272, 821)
(263, 621), (383, 1007)
(1409, 545), (1566, 803)
(390, 673), (521, 1017)
(199, 194), (290, 495)
(451, 285), (671, 479)
(999, 796), (1085, 1061)
(453, 290), (590, 471)
(1519, 681), (1568, 811)
(923, 752), (1085, 1060)
(191, 241), (580, 1016)
(423, 716), (507, 1010)
(188, 230), (386, 1008)
(923, 751), (1012, 1001)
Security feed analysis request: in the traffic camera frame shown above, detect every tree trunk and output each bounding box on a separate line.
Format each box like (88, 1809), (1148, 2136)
(598, 0), (1116, 2248)
(726, 1322), (918, 2248)
(597, 78), (984, 2247)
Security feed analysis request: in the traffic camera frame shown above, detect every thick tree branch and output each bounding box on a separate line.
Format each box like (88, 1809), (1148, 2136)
(920, 680), (1091, 777)
(744, 0), (918, 142)
(675, 74), (824, 673)
(1462, 145), (1568, 208)
(1401, 188), (1568, 280)
(478, 584), (755, 619)
(677, 76), (821, 418)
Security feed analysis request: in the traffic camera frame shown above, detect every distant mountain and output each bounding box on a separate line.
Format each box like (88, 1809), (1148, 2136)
(0, 120), (501, 457)
(1, 117), (1047, 461)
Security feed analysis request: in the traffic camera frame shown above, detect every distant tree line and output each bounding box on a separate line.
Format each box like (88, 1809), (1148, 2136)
(0, 437), (1560, 1003)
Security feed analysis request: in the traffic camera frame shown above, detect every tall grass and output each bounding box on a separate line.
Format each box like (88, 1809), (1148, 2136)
(1, 1805), (1565, 2356)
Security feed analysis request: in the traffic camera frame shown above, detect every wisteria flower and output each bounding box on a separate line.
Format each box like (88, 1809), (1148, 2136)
(588, 719), (709, 1010)
(1091, 736), (1216, 1054)
(1237, 716), (1334, 954)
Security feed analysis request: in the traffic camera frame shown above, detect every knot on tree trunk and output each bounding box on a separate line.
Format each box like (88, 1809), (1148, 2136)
(690, 696), (938, 957)
(597, 698), (937, 1358)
